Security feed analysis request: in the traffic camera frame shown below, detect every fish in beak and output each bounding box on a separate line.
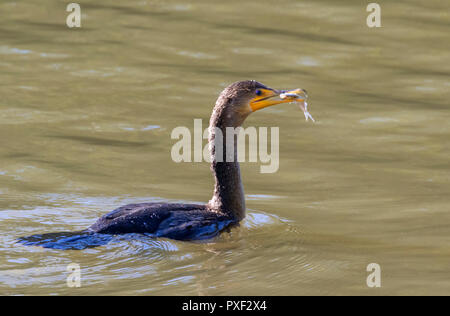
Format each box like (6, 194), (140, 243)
(249, 88), (315, 122)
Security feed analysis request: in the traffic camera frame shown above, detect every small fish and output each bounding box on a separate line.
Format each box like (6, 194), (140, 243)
(298, 101), (315, 122)
(279, 92), (300, 99)
(280, 89), (315, 122)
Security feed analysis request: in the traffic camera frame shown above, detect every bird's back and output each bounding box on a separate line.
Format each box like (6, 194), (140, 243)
(89, 202), (236, 240)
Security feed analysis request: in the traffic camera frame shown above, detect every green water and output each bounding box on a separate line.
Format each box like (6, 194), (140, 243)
(0, 0), (449, 295)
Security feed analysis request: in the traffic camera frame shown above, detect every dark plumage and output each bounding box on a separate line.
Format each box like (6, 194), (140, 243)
(88, 203), (235, 240)
(85, 81), (270, 240)
(19, 80), (296, 249)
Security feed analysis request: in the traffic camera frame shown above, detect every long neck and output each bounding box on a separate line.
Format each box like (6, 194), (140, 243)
(207, 105), (248, 220)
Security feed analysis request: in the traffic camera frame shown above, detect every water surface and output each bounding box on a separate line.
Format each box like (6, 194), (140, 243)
(0, 0), (449, 295)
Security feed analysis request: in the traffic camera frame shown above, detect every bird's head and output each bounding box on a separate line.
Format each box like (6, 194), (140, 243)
(214, 80), (306, 126)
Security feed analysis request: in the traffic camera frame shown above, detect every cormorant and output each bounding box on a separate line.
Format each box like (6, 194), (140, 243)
(19, 80), (309, 249)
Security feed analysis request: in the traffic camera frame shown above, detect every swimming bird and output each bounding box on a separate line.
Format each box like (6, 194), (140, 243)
(19, 80), (308, 248)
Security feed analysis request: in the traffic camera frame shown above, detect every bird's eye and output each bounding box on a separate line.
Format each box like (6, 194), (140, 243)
(255, 89), (262, 96)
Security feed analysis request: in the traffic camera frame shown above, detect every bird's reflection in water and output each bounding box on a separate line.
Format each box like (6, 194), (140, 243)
(16, 211), (290, 252)
(17, 231), (114, 250)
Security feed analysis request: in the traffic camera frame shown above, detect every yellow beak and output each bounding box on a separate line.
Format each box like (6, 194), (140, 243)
(249, 88), (306, 112)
